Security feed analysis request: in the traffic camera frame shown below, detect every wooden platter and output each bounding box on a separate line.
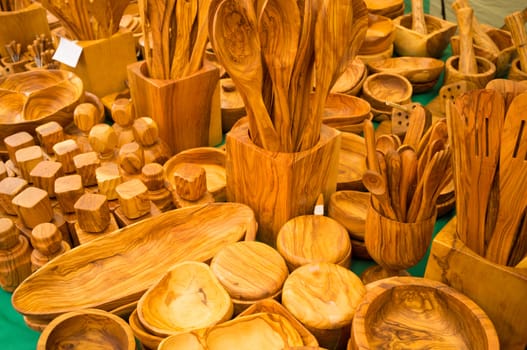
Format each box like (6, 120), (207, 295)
(12, 203), (257, 326)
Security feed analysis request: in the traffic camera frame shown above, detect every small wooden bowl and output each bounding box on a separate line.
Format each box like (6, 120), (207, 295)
(358, 13), (395, 55)
(357, 44), (393, 65)
(364, 0), (404, 19)
(508, 58), (527, 82)
(367, 57), (444, 84)
(337, 132), (367, 191)
(393, 14), (457, 58)
(158, 332), (205, 350)
(350, 276), (500, 350)
(282, 262), (366, 350)
(444, 55), (496, 89)
(37, 309), (136, 350)
(332, 58), (366, 96)
(129, 308), (164, 350)
(362, 72), (412, 112)
(210, 241), (289, 314)
(220, 78), (246, 133)
(276, 215), (352, 271)
(163, 147), (226, 202)
(328, 190), (370, 241)
(322, 94), (371, 132)
(137, 261), (233, 337)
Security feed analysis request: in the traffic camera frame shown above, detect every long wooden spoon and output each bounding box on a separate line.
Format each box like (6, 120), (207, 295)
(398, 145), (418, 222)
(184, 0), (212, 76)
(171, 0), (198, 79)
(362, 169), (397, 220)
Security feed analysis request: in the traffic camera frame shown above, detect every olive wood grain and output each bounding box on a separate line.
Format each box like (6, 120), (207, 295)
(0, 217), (32, 292)
(54, 174), (84, 214)
(73, 151), (100, 187)
(118, 141), (144, 175)
(505, 11), (527, 74)
(411, 0), (427, 35)
(88, 123), (118, 161)
(337, 132), (367, 191)
(4, 131), (34, 167)
(115, 179), (150, 220)
(358, 14), (395, 56)
(15, 145), (44, 182)
(328, 190), (370, 241)
(367, 57), (444, 84)
(173, 163), (207, 201)
(35, 121), (64, 155)
(0, 176), (28, 215)
(95, 163), (122, 201)
(73, 193), (110, 233)
(29, 161), (64, 198)
(53, 139), (81, 174)
(30, 223), (69, 272)
(454, 7), (478, 75)
(12, 186), (53, 229)
(72, 214), (119, 246)
(112, 201), (161, 228)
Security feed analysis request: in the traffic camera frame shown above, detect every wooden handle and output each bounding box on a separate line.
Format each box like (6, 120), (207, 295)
(411, 0), (427, 35)
(505, 11), (527, 73)
(455, 7), (478, 75)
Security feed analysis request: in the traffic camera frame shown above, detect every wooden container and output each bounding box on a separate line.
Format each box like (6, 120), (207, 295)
(37, 309), (136, 350)
(331, 58), (367, 97)
(425, 217), (527, 349)
(328, 190), (370, 241)
(508, 57), (527, 81)
(364, 0), (404, 19)
(12, 203), (257, 327)
(282, 262), (366, 350)
(127, 60), (221, 154)
(322, 94), (371, 134)
(444, 55), (496, 89)
(362, 72), (412, 116)
(276, 215), (352, 271)
(137, 261), (233, 337)
(350, 276), (499, 350)
(226, 122), (340, 247)
(393, 14), (457, 58)
(210, 241), (288, 314)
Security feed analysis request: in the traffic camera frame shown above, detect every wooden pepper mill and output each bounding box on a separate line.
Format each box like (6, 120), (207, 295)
(141, 163), (174, 212)
(172, 163), (214, 208)
(132, 117), (172, 165)
(0, 217), (32, 292)
(111, 98), (136, 147)
(30, 222), (70, 272)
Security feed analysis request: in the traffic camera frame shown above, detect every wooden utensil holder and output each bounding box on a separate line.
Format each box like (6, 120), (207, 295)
(444, 55), (496, 88)
(425, 217), (527, 350)
(127, 60), (222, 155)
(226, 122), (341, 247)
(59, 30), (136, 98)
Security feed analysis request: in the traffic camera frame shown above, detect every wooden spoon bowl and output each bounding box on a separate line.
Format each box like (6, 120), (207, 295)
(350, 276), (499, 350)
(358, 13), (395, 55)
(362, 72), (412, 113)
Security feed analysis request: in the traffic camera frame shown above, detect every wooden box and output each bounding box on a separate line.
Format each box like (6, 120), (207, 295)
(425, 217), (527, 349)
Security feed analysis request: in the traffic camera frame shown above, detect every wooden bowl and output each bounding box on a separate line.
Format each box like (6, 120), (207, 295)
(363, 0), (404, 19)
(12, 203), (257, 326)
(322, 94), (371, 132)
(164, 147), (226, 202)
(328, 190), (370, 241)
(331, 58), (367, 96)
(367, 57), (444, 84)
(337, 132), (366, 191)
(282, 262), (366, 350)
(158, 332), (205, 350)
(358, 13), (395, 55)
(444, 55), (496, 89)
(210, 241), (289, 314)
(393, 14), (457, 58)
(362, 72), (412, 112)
(37, 309), (136, 350)
(129, 308), (164, 350)
(220, 78), (246, 133)
(276, 215), (352, 271)
(350, 276), (500, 350)
(508, 57), (527, 82)
(137, 261), (233, 337)
(357, 43), (393, 65)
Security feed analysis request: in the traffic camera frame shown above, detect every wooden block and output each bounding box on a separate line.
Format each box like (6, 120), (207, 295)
(172, 190), (214, 209)
(88, 123), (118, 160)
(0, 217), (19, 250)
(35, 121), (65, 155)
(113, 201), (161, 228)
(74, 193), (111, 233)
(4, 132), (35, 167)
(15, 145), (44, 181)
(0, 177), (28, 215)
(29, 161), (64, 197)
(73, 213), (119, 245)
(173, 163), (207, 201)
(73, 151), (100, 186)
(115, 179), (150, 219)
(54, 175), (84, 214)
(112, 123), (135, 148)
(30, 222), (63, 256)
(132, 117), (158, 147)
(96, 163), (122, 201)
(118, 142), (144, 175)
(53, 139), (81, 174)
(73, 103), (100, 134)
(425, 217), (527, 350)
(0, 161), (7, 182)
(11, 187), (53, 229)
(143, 141), (172, 166)
(111, 98), (135, 127)
(141, 163), (165, 191)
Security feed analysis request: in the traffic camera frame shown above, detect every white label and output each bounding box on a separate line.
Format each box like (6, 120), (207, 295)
(52, 37), (83, 68)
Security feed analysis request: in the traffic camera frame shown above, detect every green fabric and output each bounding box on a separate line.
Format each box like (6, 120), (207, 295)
(0, 289), (39, 349)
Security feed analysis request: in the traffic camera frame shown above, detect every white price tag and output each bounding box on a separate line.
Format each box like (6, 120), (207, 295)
(52, 37), (83, 68)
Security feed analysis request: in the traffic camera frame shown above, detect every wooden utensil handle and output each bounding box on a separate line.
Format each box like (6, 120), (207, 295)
(411, 0), (427, 35)
(455, 7), (478, 75)
(505, 11), (527, 73)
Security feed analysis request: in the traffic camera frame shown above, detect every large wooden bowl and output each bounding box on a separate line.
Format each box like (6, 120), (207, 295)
(362, 72), (412, 114)
(367, 57), (444, 89)
(37, 309), (136, 350)
(359, 14), (395, 55)
(0, 70), (83, 151)
(137, 261), (233, 337)
(337, 132), (366, 191)
(12, 203), (257, 327)
(350, 276), (500, 349)
(393, 14), (457, 58)
(328, 190), (370, 241)
(164, 147), (226, 202)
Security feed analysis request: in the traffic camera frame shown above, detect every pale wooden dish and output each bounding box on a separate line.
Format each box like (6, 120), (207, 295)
(350, 276), (499, 350)
(358, 13), (395, 55)
(37, 309), (136, 350)
(337, 132), (367, 191)
(322, 94), (371, 133)
(362, 72), (412, 115)
(276, 215), (352, 271)
(331, 58), (366, 96)
(129, 308), (165, 350)
(164, 147), (226, 202)
(137, 261), (233, 337)
(328, 190), (370, 241)
(12, 203), (256, 326)
(393, 14), (457, 58)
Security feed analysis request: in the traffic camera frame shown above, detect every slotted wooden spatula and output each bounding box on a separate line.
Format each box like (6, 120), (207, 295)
(486, 92), (527, 264)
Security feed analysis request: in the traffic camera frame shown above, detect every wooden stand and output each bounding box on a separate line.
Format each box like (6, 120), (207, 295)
(425, 217), (527, 350)
(127, 60), (221, 154)
(226, 122), (341, 247)
(59, 30), (137, 98)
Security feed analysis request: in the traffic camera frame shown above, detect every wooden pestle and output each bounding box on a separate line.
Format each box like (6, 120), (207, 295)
(411, 0), (427, 35)
(455, 7), (478, 75)
(505, 11), (527, 73)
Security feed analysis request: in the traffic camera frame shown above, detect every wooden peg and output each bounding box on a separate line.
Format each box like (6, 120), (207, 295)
(174, 163), (207, 201)
(35, 121), (64, 155)
(15, 145), (44, 181)
(11, 187), (54, 229)
(73, 151), (101, 187)
(74, 193), (110, 233)
(53, 139), (81, 174)
(118, 142), (144, 175)
(29, 161), (64, 197)
(88, 123), (118, 160)
(133, 117), (158, 147)
(30, 222), (70, 271)
(96, 163), (122, 201)
(0, 218), (32, 292)
(141, 163), (173, 211)
(4, 131), (35, 167)
(115, 179), (151, 219)
(73, 103), (100, 133)
(0, 177), (28, 215)
(54, 174), (84, 214)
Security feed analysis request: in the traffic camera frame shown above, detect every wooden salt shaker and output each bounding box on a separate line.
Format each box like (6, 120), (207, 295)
(35, 121), (64, 155)
(0, 218), (32, 292)
(172, 163), (214, 208)
(111, 98), (136, 147)
(4, 131), (35, 167)
(132, 117), (172, 165)
(114, 179), (161, 227)
(30, 222), (70, 272)
(141, 163), (173, 211)
(73, 193), (118, 245)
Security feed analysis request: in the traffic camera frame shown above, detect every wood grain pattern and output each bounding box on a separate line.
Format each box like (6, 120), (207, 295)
(350, 276), (499, 350)
(505, 11), (527, 74)
(358, 14), (395, 56)
(0, 176), (28, 215)
(88, 123), (118, 160)
(95, 163), (122, 201)
(12, 187), (53, 229)
(337, 133), (367, 191)
(53, 139), (81, 174)
(444, 55), (496, 89)
(73, 151), (100, 187)
(173, 163), (207, 201)
(367, 57), (444, 84)
(35, 121), (64, 155)
(30, 161), (64, 197)
(113, 201), (161, 228)
(15, 145), (44, 181)
(411, 0), (427, 34)
(72, 214), (119, 246)
(4, 131), (34, 167)
(138, 261), (233, 337)
(54, 174), (84, 214)
(362, 72), (412, 113)
(0, 218), (32, 292)
(118, 142), (144, 175)
(454, 7), (478, 75)
(115, 179), (150, 219)
(328, 191), (370, 241)
(12, 202), (257, 324)
(74, 193), (110, 233)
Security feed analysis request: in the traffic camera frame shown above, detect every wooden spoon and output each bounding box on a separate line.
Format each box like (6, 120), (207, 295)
(386, 149), (403, 221)
(184, 0), (212, 76)
(258, 0), (301, 152)
(362, 169), (397, 220)
(398, 145), (417, 222)
(363, 119), (380, 173)
(211, 0), (280, 151)
(171, 0), (198, 79)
